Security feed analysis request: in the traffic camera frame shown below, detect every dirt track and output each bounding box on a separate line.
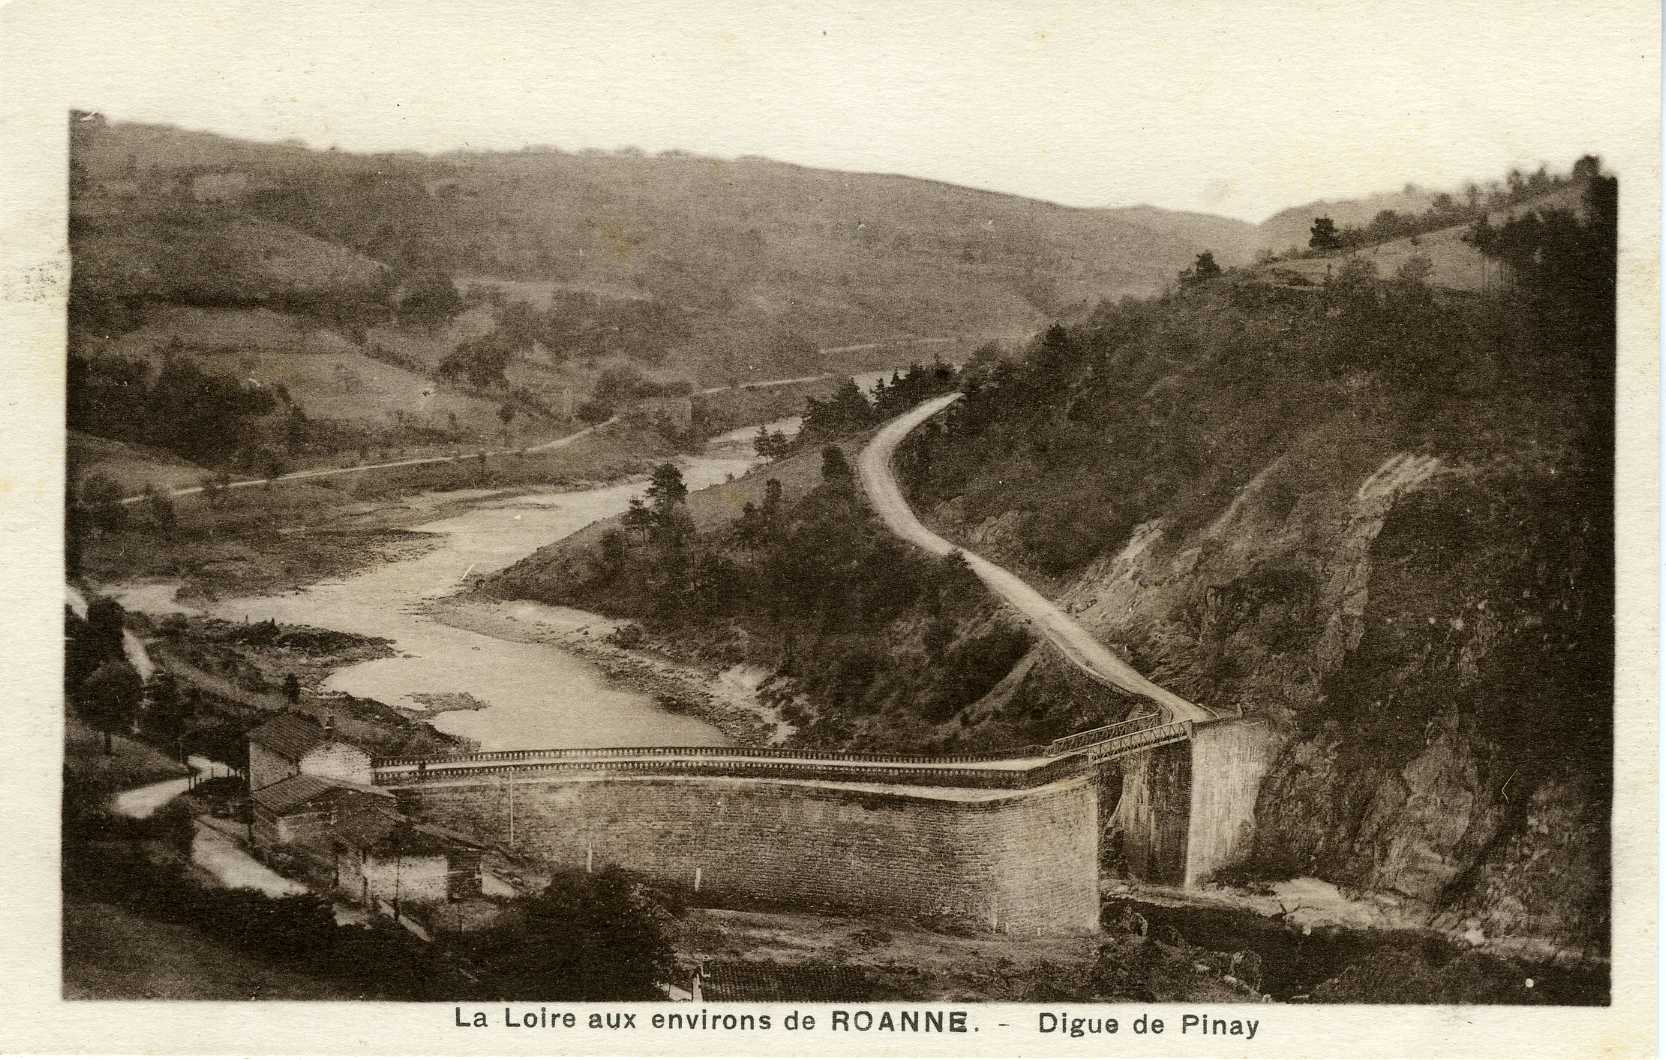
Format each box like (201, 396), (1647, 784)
(857, 393), (1216, 723)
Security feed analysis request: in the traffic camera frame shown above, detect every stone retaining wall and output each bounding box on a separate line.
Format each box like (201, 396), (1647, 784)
(399, 773), (1101, 935)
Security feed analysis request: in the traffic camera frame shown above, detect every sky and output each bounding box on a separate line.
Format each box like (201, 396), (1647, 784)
(2, 0), (1656, 221)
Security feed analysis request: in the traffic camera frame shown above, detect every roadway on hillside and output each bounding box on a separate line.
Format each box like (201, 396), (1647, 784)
(119, 417), (615, 506)
(117, 335), (971, 506)
(858, 394), (1217, 724)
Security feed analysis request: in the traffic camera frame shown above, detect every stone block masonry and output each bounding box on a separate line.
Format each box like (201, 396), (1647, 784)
(1113, 717), (1276, 886)
(1183, 718), (1275, 887)
(1115, 741), (1192, 883)
(395, 773), (1101, 936)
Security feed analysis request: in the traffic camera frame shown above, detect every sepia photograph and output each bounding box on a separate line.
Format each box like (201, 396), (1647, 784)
(1, 0), (1657, 1054)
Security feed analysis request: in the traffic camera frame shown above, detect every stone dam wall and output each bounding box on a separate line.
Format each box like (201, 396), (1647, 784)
(1183, 717), (1276, 887)
(1114, 740), (1193, 883)
(1113, 717), (1275, 886)
(394, 773), (1102, 936)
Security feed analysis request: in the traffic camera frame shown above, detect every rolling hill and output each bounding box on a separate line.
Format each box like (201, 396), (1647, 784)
(67, 115), (1594, 484)
(66, 114), (1269, 472)
(1254, 185), (1446, 256)
(71, 117), (1260, 359)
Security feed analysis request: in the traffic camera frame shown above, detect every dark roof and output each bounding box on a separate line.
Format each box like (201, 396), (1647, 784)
(248, 713), (327, 762)
(697, 961), (881, 1002)
(251, 772), (339, 812)
(332, 805), (487, 856)
(251, 772), (392, 813)
(331, 805), (404, 849)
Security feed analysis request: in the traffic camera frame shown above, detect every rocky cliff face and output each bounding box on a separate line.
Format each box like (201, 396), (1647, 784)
(930, 442), (1611, 954)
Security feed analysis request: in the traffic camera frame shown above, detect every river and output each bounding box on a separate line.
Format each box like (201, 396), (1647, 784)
(97, 367), (906, 752)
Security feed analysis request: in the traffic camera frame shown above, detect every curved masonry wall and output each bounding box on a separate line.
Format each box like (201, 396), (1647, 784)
(397, 773), (1101, 936)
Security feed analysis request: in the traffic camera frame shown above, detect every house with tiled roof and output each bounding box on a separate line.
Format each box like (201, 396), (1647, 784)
(244, 710), (489, 918)
(331, 804), (487, 907)
(247, 712), (374, 791)
(250, 772), (396, 851)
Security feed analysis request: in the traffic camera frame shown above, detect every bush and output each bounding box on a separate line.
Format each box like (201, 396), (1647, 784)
(468, 866), (682, 999)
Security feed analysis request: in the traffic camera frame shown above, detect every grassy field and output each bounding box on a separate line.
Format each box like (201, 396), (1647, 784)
(1255, 183), (1585, 291)
(70, 431), (212, 495)
(63, 714), (190, 790)
(102, 305), (514, 440)
(63, 896), (350, 1000)
(79, 421), (663, 599)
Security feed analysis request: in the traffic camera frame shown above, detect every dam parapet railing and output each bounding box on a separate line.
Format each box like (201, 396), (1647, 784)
(373, 742), (1052, 771)
(376, 753), (1095, 792)
(373, 715), (1191, 791)
(1043, 711), (1162, 756)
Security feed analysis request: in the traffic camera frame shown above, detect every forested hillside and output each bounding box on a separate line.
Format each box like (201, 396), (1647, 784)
(483, 366), (1120, 751)
(896, 170), (1615, 951)
(488, 165), (1616, 954)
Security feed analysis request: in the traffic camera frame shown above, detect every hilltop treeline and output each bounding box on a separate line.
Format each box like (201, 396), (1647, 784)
(904, 172), (1615, 582)
(780, 361), (962, 449)
(1267, 157), (1598, 260)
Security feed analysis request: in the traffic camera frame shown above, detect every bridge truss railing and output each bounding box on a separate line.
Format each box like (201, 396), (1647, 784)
(1080, 721), (1192, 763)
(1044, 711), (1162, 756)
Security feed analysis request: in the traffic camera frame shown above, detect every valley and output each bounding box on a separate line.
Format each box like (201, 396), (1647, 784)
(61, 118), (1615, 1007)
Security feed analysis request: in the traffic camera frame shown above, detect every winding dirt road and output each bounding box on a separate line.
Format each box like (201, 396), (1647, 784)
(120, 418), (614, 506)
(858, 393), (1216, 723)
(117, 336), (967, 506)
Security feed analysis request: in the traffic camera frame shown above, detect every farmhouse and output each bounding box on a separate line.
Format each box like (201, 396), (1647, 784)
(250, 772), (397, 850)
(331, 804), (487, 907)
(245, 713), (487, 915)
(247, 712), (374, 791)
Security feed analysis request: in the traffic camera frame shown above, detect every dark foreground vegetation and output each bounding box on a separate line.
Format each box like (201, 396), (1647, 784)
(63, 781), (687, 1001)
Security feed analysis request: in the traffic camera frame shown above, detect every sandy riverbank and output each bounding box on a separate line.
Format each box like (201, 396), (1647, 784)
(423, 594), (788, 746)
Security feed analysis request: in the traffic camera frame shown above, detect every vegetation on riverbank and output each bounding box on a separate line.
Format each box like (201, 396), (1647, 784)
(143, 611), (467, 758)
(481, 366), (1121, 751)
(71, 418), (669, 599)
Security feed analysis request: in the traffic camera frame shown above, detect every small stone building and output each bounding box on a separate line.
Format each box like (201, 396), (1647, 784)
(250, 773), (397, 852)
(245, 711), (489, 918)
(247, 713), (374, 792)
(331, 804), (486, 907)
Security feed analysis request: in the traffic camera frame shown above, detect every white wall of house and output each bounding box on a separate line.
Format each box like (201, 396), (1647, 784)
(300, 743), (374, 785)
(339, 850), (450, 906)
